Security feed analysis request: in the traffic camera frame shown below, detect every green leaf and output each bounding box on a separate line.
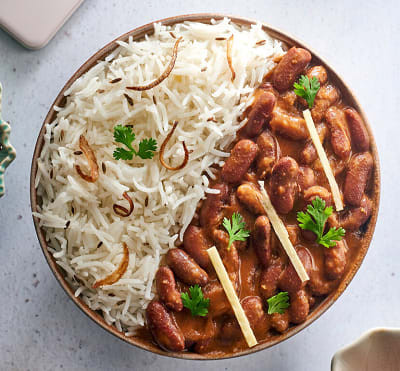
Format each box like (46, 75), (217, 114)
(267, 292), (290, 314)
(318, 227), (346, 248)
(114, 125), (135, 151)
(113, 147), (133, 161)
(297, 196), (345, 248)
(293, 75), (320, 109)
(181, 285), (210, 317)
(136, 138), (157, 159)
(112, 125), (157, 161)
(222, 212), (250, 250)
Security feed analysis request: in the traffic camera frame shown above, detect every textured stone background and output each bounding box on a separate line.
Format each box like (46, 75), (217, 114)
(0, 0), (398, 370)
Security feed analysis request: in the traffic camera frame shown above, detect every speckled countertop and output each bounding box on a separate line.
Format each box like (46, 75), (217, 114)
(0, 1), (399, 370)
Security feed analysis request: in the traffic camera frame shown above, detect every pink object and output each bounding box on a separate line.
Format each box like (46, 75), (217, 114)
(0, 0), (84, 49)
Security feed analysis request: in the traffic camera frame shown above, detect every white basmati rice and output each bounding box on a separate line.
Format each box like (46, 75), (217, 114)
(34, 18), (284, 334)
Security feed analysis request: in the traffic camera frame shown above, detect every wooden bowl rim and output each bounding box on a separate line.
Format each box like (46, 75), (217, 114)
(30, 13), (381, 360)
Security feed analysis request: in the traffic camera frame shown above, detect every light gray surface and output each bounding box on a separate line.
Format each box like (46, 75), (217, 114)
(0, 0), (398, 370)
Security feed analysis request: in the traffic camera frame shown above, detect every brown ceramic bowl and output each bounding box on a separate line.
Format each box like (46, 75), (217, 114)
(30, 13), (380, 360)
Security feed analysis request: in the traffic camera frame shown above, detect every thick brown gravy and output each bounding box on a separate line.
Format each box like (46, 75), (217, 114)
(141, 47), (375, 356)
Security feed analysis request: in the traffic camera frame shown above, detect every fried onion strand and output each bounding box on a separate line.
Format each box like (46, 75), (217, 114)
(93, 243), (129, 288)
(113, 191), (134, 217)
(126, 37), (182, 91)
(75, 135), (99, 183)
(227, 35), (236, 82)
(159, 121), (189, 171)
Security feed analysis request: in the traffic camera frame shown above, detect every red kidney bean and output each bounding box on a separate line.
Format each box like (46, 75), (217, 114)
(270, 311), (290, 333)
(270, 156), (299, 214)
(183, 226), (211, 269)
(289, 290), (310, 324)
(343, 152), (373, 206)
(324, 240), (348, 280)
(220, 318), (241, 340)
(303, 185), (332, 206)
(155, 267), (183, 312)
(253, 216), (272, 267)
(272, 47), (312, 92)
(270, 106), (309, 140)
(146, 301), (185, 352)
(259, 259), (284, 299)
(299, 123), (328, 164)
(256, 130), (280, 178)
(279, 247), (313, 293)
(180, 316), (216, 345)
(340, 195), (372, 231)
(286, 224), (300, 246)
(344, 108), (370, 152)
(311, 85), (340, 123)
(241, 296), (270, 337)
(221, 139), (258, 184)
(313, 155), (347, 176)
(325, 106), (351, 159)
(219, 244), (240, 292)
(308, 269), (338, 296)
(199, 183), (229, 228)
(166, 249), (208, 286)
(298, 166), (316, 193)
(243, 90), (276, 137)
(212, 229), (229, 248)
(280, 90), (298, 108)
(306, 65), (328, 85)
(203, 281), (232, 317)
(194, 338), (213, 354)
(236, 183), (265, 215)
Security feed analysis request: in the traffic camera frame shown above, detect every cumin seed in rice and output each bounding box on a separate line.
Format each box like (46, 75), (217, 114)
(65, 220), (71, 229)
(169, 31), (176, 39)
(215, 37), (226, 40)
(123, 93), (134, 106)
(50, 169), (54, 179)
(74, 151), (83, 155)
(110, 78), (122, 84)
(97, 241), (103, 248)
(256, 40), (266, 46)
(152, 96), (157, 105)
(102, 162), (106, 174)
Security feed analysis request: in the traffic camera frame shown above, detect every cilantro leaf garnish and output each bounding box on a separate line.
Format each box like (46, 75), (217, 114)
(293, 75), (320, 109)
(136, 138), (157, 159)
(181, 285), (210, 317)
(267, 291), (290, 314)
(222, 212), (250, 250)
(297, 197), (346, 248)
(113, 125), (157, 160)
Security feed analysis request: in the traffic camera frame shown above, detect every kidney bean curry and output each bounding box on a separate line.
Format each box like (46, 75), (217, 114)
(143, 46), (376, 356)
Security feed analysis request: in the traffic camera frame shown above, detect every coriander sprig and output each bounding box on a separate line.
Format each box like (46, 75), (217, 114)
(181, 285), (210, 317)
(297, 197), (345, 248)
(293, 75), (320, 109)
(113, 125), (157, 160)
(222, 212), (250, 250)
(267, 292), (290, 314)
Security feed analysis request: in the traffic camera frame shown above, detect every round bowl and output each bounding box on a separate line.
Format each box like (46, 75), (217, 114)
(30, 13), (381, 360)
